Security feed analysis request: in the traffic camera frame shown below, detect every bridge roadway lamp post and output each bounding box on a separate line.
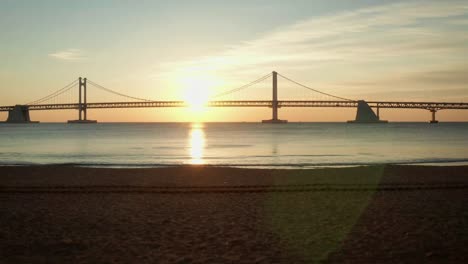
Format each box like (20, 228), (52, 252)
(262, 71), (287, 123)
(67, 77), (97, 123)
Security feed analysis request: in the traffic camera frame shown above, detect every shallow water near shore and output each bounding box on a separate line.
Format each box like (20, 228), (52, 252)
(1, 122), (468, 168)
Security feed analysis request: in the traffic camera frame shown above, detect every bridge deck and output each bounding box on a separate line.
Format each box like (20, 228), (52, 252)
(1, 100), (468, 111)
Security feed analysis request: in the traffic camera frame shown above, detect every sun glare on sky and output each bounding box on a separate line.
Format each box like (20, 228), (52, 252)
(180, 74), (221, 111)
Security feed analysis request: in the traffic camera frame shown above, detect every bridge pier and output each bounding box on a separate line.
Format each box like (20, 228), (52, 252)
(3, 105), (38, 123)
(68, 77), (97, 124)
(262, 71), (287, 123)
(429, 109), (438, 124)
(348, 100), (387, 123)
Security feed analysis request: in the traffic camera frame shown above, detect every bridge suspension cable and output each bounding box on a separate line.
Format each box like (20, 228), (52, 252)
(277, 73), (353, 101)
(26, 79), (79, 105)
(23, 72), (352, 107)
(86, 80), (154, 102)
(211, 73), (272, 99)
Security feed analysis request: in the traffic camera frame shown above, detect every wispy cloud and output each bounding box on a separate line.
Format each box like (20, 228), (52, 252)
(153, 0), (468, 100)
(340, 65), (468, 100)
(48, 49), (85, 61)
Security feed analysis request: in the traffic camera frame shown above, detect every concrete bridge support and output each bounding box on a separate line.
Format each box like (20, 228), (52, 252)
(68, 77), (97, 124)
(4, 105), (38, 123)
(348, 100), (387, 123)
(262, 71), (287, 123)
(429, 109), (438, 124)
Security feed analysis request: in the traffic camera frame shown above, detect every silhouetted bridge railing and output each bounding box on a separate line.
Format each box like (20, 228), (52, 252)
(2, 100), (468, 123)
(2, 100), (468, 110)
(1, 71), (467, 123)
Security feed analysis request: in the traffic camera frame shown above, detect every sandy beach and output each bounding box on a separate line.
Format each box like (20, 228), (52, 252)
(0, 165), (467, 263)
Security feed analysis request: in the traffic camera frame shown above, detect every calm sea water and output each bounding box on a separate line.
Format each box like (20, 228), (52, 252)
(1, 123), (468, 168)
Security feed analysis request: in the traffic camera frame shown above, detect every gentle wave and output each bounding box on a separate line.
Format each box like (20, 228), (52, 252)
(1, 158), (468, 169)
(1, 123), (468, 169)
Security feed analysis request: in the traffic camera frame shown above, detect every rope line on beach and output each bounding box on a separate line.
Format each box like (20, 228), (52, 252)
(2, 182), (468, 189)
(1, 183), (468, 194)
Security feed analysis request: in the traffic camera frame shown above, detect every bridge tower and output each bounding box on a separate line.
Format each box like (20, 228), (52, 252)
(262, 71), (287, 123)
(68, 77), (97, 123)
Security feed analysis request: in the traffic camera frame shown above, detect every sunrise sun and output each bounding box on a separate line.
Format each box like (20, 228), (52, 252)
(181, 74), (220, 111)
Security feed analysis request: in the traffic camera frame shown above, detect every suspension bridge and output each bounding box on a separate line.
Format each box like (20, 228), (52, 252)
(1, 71), (467, 123)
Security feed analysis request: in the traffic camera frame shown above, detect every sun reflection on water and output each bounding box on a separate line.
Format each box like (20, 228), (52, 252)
(189, 123), (205, 165)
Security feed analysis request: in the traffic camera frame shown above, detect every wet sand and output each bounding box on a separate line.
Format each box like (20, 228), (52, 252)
(0, 165), (467, 263)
